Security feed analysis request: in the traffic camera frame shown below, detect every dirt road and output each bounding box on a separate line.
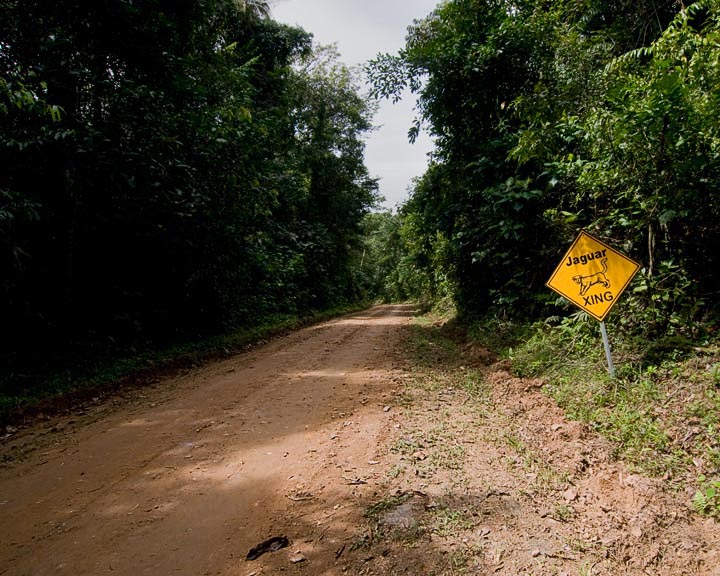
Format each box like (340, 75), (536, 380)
(1, 304), (718, 575)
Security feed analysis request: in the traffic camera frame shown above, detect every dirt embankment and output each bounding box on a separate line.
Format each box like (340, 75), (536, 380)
(0, 305), (718, 575)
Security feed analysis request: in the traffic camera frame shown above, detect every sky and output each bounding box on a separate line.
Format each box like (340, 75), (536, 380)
(271, 0), (440, 211)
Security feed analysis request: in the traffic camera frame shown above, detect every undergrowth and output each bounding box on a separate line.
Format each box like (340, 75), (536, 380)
(0, 302), (372, 426)
(471, 311), (720, 517)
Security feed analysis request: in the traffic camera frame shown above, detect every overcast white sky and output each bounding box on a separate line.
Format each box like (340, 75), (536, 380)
(271, 0), (439, 211)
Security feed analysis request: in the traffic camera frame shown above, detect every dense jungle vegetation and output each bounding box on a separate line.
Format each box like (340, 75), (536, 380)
(3, 0), (719, 518)
(1, 0), (380, 390)
(2, 0), (720, 414)
(367, 0), (720, 340)
(363, 0), (720, 511)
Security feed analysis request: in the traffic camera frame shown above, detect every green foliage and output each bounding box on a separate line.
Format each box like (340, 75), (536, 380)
(368, 0), (574, 319)
(478, 311), (720, 498)
(368, 0), (720, 335)
(1, 0), (378, 387)
(693, 477), (720, 517)
(358, 208), (447, 303)
(567, 2), (720, 333)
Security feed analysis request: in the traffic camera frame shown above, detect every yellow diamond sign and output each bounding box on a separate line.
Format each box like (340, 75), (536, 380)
(546, 231), (641, 322)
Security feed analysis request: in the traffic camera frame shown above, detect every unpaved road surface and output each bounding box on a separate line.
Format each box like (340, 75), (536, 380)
(1, 304), (718, 575)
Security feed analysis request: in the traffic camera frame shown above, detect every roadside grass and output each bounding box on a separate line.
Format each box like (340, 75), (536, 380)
(405, 310), (570, 493)
(0, 302), (372, 426)
(389, 424), (469, 479)
(360, 490), (484, 574)
(407, 305), (720, 517)
(472, 312), (720, 516)
(405, 310), (489, 402)
(358, 491), (426, 548)
(364, 491), (416, 519)
(436, 546), (484, 576)
(399, 313), (492, 462)
(430, 503), (477, 537)
(498, 429), (570, 492)
(354, 306), (492, 572)
(693, 476), (720, 517)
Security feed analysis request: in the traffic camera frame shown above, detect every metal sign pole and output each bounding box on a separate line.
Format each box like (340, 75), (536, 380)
(599, 321), (616, 378)
(546, 231), (640, 379)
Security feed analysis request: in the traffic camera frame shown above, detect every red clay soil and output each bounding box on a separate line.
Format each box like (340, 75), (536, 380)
(0, 305), (718, 575)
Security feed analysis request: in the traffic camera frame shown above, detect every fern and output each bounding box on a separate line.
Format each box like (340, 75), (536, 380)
(692, 479), (720, 517)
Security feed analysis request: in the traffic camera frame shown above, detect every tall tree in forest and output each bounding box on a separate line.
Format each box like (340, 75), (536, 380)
(1, 0), (378, 378)
(285, 45), (379, 306)
(368, 0), (559, 317)
(237, 0), (270, 19)
(369, 0), (718, 332)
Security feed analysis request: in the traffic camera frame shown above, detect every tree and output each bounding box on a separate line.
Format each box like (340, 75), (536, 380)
(1, 0), (378, 381)
(368, 0), (716, 332)
(565, 1), (720, 332)
(237, 0), (270, 19)
(368, 0), (560, 317)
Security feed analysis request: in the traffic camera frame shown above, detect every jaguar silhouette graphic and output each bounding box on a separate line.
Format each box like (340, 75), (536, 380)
(572, 258), (610, 296)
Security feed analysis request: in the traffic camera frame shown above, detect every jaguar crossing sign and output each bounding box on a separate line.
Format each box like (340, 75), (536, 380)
(546, 231), (640, 322)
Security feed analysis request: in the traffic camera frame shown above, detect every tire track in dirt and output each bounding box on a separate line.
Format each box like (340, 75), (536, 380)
(2, 305), (718, 576)
(0, 305), (416, 575)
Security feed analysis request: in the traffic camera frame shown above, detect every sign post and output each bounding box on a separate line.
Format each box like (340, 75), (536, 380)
(546, 231), (640, 377)
(599, 321), (615, 379)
